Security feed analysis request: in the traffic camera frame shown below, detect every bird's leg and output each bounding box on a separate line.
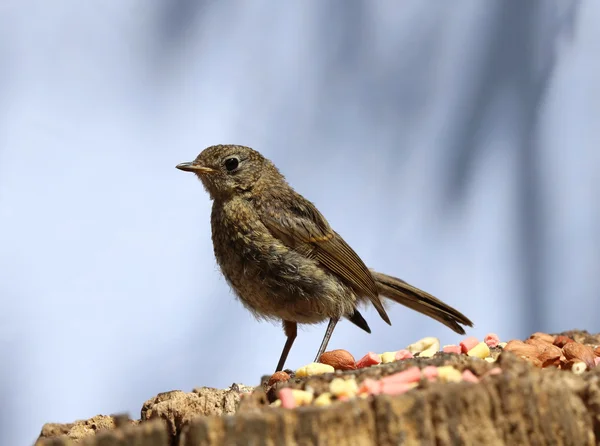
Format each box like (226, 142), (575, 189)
(314, 317), (339, 362)
(276, 320), (297, 372)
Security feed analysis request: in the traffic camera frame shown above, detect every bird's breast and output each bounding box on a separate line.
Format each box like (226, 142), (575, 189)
(209, 200), (357, 323)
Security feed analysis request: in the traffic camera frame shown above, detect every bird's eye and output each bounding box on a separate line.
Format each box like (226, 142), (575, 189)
(224, 157), (239, 172)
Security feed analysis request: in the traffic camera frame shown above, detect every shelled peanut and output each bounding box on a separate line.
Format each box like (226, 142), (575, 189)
(503, 332), (598, 372)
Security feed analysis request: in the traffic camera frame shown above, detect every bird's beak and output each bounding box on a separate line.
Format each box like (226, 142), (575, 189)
(175, 162), (216, 174)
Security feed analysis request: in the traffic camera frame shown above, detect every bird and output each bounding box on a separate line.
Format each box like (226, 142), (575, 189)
(176, 144), (473, 372)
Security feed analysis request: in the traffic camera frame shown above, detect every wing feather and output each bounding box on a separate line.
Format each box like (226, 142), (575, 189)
(258, 193), (391, 325)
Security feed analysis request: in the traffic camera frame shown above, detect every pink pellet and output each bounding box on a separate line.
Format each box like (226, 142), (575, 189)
(381, 381), (415, 396)
(460, 336), (479, 354)
(355, 352), (382, 369)
(395, 349), (414, 360)
(484, 333), (500, 348)
(594, 357), (600, 367)
(278, 388), (297, 409)
(461, 369), (480, 383)
(486, 367), (503, 376)
(422, 365), (439, 381)
(381, 366), (422, 385)
(443, 345), (462, 354)
(337, 395), (350, 402)
(359, 378), (382, 395)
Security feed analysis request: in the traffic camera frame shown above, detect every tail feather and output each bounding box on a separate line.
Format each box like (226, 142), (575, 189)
(371, 270), (474, 335)
(346, 309), (371, 333)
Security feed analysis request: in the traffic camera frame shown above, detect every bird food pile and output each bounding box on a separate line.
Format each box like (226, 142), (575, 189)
(36, 329), (600, 446)
(265, 331), (600, 409)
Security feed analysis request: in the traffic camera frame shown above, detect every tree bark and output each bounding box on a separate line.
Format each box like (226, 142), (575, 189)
(36, 330), (600, 445)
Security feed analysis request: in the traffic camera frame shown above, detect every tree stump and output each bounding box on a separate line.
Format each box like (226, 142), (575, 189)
(36, 330), (600, 445)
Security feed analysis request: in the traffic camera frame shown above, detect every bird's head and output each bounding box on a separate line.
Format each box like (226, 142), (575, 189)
(176, 144), (282, 200)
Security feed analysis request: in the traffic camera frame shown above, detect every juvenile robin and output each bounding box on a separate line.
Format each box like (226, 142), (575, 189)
(176, 144), (473, 372)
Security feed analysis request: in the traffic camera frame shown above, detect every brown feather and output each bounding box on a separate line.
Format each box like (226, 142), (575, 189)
(371, 271), (473, 334)
(258, 192), (391, 325)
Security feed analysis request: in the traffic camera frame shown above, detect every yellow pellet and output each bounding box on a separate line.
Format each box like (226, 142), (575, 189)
(484, 356), (496, 363)
(437, 366), (462, 383)
(314, 392), (333, 407)
(498, 342), (507, 348)
(291, 389), (314, 406)
(329, 377), (358, 398)
(270, 399), (282, 407)
(571, 361), (587, 375)
(380, 351), (397, 363)
(407, 337), (440, 354)
(467, 342), (491, 359)
(296, 362), (335, 377)
(418, 347), (438, 358)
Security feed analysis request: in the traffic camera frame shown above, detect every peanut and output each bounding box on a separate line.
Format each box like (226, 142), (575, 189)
(553, 335), (574, 348)
(319, 349), (356, 371)
(529, 332), (555, 344)
(267, 371), (291, 387)
(562, 342), (596, 370)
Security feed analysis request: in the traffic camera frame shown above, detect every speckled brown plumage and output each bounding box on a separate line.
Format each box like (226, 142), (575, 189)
(176, 144), (474, 371)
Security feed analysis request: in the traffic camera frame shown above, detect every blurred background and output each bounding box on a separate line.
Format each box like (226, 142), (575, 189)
(0, 0), (598, 444)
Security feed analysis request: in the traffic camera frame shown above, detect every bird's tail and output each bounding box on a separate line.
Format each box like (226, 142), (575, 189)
(371, 270), (473, 334)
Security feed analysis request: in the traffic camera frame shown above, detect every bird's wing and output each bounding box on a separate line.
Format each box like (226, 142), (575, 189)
(258, 193), (391, 325)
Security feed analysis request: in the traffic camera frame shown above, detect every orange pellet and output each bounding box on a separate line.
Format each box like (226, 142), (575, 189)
(395, 349), (414, 360)
(484, 333), (500, 348)
(460, 336), (479, 354)
(355, 352), (382, 369)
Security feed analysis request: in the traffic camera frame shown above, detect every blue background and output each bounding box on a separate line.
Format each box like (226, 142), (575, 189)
(0, 1), (598, 444)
